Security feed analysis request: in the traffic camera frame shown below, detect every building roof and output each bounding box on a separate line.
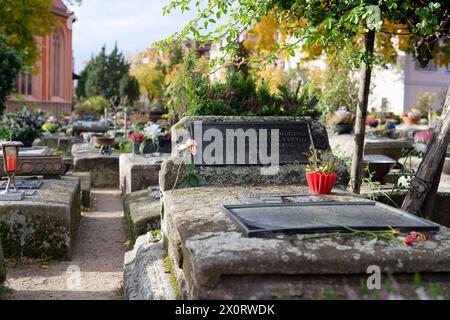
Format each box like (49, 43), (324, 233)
(52, 0), (72, 18)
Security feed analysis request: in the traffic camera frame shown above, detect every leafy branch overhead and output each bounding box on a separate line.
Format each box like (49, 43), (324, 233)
(156, 1), (450, 68)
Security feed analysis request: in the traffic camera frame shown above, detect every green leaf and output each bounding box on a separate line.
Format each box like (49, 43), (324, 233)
(367, 237), (378, 247)
(187, 173), (200, 187)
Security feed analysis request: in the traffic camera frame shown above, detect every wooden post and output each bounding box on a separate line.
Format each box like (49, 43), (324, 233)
(124, 107), (128, 138)
(402, 85), (450, 215)
(351, 29), (376, 194)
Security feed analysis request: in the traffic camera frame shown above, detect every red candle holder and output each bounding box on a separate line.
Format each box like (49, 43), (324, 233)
(1, 141), (24, 199)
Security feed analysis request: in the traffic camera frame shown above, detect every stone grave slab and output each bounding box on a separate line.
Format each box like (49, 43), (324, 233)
(123, 187), (161, 242)
(72, 121), (109, 136)
(120, 153), (169, 195)
(0, 178), (81, 260)
(72, 143), (120, 188)
(161, 186), (450, 299)
(364, 136), (414, 161)
(160, 116), (349, 190)
(222, 201), (439, 237)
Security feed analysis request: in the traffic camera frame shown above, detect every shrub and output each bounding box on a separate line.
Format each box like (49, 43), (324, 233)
(42, 123), (60, 133)
(75, 96), (109, 115)
(0, 107), (44, 146)
(164, 52), (320, 118)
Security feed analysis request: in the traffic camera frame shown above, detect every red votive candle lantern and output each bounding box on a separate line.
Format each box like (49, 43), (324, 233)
(6, 156), (17, 172)
(1, 141), (23, 174)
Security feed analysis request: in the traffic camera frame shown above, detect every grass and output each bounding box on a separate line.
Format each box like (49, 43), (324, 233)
(0, 285), (13, 297)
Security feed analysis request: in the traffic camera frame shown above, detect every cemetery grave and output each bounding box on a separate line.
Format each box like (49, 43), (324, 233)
(119, 153), (169, 195)
(0, 144), (81, 260)
(123, 116), (450, 300)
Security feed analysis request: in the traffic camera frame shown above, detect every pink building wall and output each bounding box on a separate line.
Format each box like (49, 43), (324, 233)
(6, 0), (74, 116)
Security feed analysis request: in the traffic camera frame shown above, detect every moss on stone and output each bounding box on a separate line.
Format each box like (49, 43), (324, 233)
(0, 211), (70, 259)
(164, 256), (181, 300)
(0, 239), (5, 285)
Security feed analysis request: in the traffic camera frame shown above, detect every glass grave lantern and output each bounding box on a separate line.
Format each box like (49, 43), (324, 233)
(0, 141), (25, 201)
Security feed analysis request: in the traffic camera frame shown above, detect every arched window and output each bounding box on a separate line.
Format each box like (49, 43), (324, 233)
(52, 29), (65, 97)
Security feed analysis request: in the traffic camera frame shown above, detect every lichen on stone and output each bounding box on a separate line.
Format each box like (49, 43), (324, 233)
(0, 210), (70, 259)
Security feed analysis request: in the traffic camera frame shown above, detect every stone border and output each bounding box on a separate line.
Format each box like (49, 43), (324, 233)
(124, 232), (176, 300)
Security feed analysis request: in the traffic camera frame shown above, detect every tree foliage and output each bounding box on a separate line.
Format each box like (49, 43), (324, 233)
(119, 74), (140, 106)
(157, 1), (449, 68)
(130, 49), (166, 103)
(0, 0), (57, 66)
(0, 36), (22, 115)
(76, 44), (140, 106)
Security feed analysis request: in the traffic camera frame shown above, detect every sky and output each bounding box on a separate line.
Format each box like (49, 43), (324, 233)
(69, 0), (198, 73)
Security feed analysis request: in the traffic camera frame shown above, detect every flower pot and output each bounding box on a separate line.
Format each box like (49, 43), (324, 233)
(306, 172), (337, 195)
(93, 136), (115, 149)
(334, 123), (353, 135)
(141, 143), (157, 154)
(414, 143), (428, 154)
(159, 137), (172, 154)
(132, 142), (141, 154)
(402, 117), (419, 126)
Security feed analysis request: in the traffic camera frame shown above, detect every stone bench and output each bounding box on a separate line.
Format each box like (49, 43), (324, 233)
(123, 188), (162, 242)
(0, 178), (81, 260)
(162, 186), (450, 299)
(119, 154), (169, 195)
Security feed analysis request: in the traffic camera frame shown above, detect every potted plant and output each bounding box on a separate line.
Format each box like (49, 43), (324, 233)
(306, 147), (339, 195)
(366, 118), (380, 128)
(128, 132), (145, 154)
(330, 108), (355, 134)
(414, 130), (433, 153)
(402, 108), (421, 125)
(140, 124), (165, 154)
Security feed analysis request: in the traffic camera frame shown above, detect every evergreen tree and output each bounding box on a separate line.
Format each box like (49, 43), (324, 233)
(85, 46), (109, 99)
(75, 60), (94, 100)
(107, 44), (130, 105)
(119, 74), (140, 106)
(78, 44), (132, 106)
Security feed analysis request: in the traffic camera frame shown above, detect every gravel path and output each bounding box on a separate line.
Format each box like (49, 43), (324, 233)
(2, 189), (128, 300)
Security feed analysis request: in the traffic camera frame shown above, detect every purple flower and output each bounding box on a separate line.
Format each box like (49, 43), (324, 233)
(414, 130), (433, 144)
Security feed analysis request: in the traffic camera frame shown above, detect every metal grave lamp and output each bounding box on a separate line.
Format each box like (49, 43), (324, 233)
(0, 141), (25, 201)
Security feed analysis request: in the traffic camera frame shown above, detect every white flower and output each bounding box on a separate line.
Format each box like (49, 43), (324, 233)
(144, 124), (164, 144)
